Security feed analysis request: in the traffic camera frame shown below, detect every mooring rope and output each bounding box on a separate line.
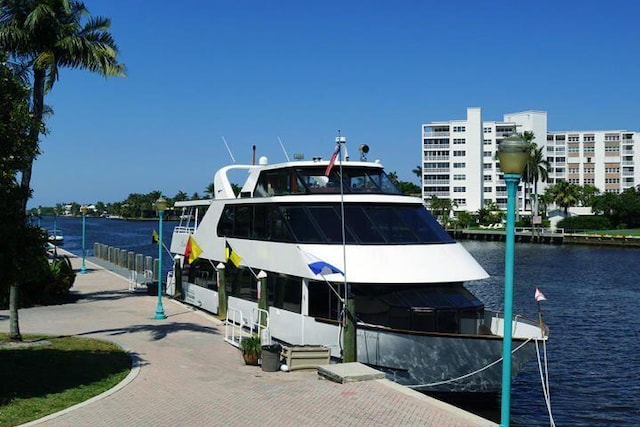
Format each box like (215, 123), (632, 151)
(407, 337), (533, 388)
(535, 338), (556, 426)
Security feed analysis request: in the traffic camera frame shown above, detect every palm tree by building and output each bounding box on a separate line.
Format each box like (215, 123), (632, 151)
(548, 181), (580, 215)
(526, 144), (550, 216)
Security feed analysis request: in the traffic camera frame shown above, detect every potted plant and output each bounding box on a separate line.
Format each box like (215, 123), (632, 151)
(240, 335), (262, 365)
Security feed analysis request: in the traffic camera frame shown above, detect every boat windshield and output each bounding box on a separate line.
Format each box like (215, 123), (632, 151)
(254, 166), (402, 196)
(217, 202), (454, 244)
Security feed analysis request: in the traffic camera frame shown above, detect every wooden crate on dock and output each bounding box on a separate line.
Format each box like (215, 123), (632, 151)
(281, 345), (330, 371)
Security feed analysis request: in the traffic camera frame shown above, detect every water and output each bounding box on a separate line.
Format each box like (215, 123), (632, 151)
(40, 216), (640, 426)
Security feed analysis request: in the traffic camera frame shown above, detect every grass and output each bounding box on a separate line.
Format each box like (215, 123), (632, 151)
(0, 334), (131, 427)
(582, 229), (640, 236)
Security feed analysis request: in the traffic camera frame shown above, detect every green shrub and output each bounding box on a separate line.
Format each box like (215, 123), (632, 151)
(11, 255), (76, 308)
(557, 215), (613, 232)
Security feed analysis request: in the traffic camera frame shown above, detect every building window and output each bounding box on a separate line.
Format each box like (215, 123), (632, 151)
(483, 175), (492, 181)
(453, 150), (466, 157)
(483, 187), (491, 192)
(453, 187), (466, 193)
(584, 135), (595, 142)
(453, 162), (466, 168)
(453, 126), (466, 132)
(483, 127), (492, 133)
(453, 138), (466, 144)
(453, 174), (466, 180)
(483, 163), (492, 170)
(483, 151), (492, 157)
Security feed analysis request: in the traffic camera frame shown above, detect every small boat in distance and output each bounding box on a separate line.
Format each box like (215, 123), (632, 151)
(47, 228), (64, 245)
(167, 136), (548, 394)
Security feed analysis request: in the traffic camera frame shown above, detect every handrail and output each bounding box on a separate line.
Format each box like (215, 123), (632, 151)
(224, 307), (243, 348)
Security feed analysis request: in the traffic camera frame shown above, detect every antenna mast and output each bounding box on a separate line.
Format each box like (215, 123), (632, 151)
(278, 137), (291, 162)
(221, 136), (236, 163)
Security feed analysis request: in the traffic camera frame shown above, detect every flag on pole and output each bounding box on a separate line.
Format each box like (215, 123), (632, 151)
(152, 229), (159, 244)
(324, 144), (341, 176)
(535, 287), (547, 302)
(225, 242), (242, 267)
(184, 235), (203, 264)
(300, 249), (344, 276)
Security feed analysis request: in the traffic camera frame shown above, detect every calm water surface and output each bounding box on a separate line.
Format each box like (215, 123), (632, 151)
(43, 216), (640, 426)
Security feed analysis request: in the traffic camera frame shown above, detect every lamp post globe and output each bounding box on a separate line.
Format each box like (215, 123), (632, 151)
(496, 133), (529, 427)
(154, 196), (168, 320)
(80, 205), (88, 274)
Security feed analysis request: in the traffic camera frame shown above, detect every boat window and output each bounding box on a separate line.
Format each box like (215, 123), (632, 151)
(306, 206), (357, 243)
(436, 310), (458, 333)
(186, 259), (217, 290)
(254, 169), (306, 197)
(254, 166), (402, 196)
(280, 206), (323, 243)
(218, 202), (453, 244)
(269, 274), (302, 314)
(352, 283), (483, 334)
(308, 280), (343, 320)
(217, 204), (294, 242)
(344, 206), (386, 243)
(227, 266), (257, 302)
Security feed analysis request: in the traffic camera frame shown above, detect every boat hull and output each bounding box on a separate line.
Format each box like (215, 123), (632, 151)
(356, 326), (537, 393)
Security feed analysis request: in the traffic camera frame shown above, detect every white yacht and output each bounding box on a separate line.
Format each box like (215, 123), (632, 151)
(168, 139), (547, 394)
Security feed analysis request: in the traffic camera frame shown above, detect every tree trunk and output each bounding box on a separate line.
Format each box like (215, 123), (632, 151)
(11, 67), (45, 342)
(9, 281), (21, 341)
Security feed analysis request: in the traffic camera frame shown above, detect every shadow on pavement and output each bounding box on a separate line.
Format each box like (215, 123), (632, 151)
(75, 321), (221, 341)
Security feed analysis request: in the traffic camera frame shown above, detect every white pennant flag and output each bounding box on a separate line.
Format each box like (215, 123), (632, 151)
(535, 287), (547, 302)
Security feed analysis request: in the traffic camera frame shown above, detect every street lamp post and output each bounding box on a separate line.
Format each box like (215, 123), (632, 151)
(80, 205), (88, 274)
(154, 196), (167, 320)
(497, 133), (530, 427)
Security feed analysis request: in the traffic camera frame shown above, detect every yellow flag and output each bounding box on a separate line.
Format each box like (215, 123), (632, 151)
(184, 235), (203, 264)
(225, 242), (242, 267)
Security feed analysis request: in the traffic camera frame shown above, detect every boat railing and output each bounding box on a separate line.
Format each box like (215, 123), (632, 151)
(224, 307), (244, 348)
(251, 307), (270, 336)
(490, 310), (547, 339)
(173, 225), (196, 235)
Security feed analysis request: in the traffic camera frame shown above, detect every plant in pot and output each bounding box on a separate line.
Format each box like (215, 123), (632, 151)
(240, 335), (262, 365)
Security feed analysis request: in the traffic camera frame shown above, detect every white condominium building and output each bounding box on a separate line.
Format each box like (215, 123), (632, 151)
(421, 107), (637, 213)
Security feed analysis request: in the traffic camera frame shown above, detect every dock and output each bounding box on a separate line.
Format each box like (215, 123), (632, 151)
(3, 251), (496, 427)
(449, 229), (640, 247)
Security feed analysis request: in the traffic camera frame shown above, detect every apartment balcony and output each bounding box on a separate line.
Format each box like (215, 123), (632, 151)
(622, 160), (634, 166)
(424, 168), (450, 173)
(423, 131), (450, 138)
(423, 144), (450, 150)
(623, 170), (635, 177)
(424, 191), (451, 197)
(424, 180), (451, 185)
(424, 156), (450, 161)
(622, 149), (634, 155)
(496, 191), (508, 197)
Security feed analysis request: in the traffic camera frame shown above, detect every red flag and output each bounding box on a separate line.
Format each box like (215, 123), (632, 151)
(534, 287), (547, 302)
(324, 144), (341, 176)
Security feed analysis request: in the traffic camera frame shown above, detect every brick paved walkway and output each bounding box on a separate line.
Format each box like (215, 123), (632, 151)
(2, 253), (495, 427)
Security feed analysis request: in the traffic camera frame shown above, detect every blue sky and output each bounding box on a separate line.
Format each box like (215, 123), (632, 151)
(30, 0), (640, 207)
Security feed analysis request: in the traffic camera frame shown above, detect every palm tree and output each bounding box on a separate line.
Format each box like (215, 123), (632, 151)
(204, 183), (215, 198)
(411, 165), (422, 180)
(550, 181), (579, 215)
(0, 0), (126, 213)
(0, 0), (125, 341)
(526, 145), (550, 216)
